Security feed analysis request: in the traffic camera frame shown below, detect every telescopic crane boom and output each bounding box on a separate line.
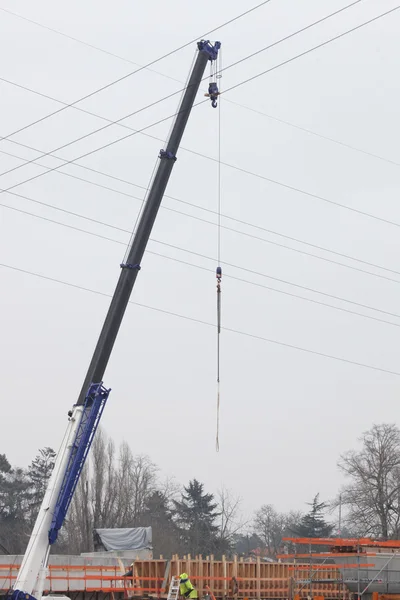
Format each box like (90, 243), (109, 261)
(7, 39), (221, 600)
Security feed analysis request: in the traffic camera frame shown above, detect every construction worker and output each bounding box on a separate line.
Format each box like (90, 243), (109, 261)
(179, 573), (198, 599)
(123, 562), (134, 577)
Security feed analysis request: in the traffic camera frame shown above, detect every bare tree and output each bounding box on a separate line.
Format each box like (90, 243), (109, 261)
(159, 475), (181, 503)
(115, 444), (158, 527)
(67, 464), (92, 552)
(129, 453), (158, 523)
(61, 433), (159, 551)
(254, 505), (302, 557)
(218, 487), (247, 548)
(338, 423), (400, 538)
(91, 430), (118, 528)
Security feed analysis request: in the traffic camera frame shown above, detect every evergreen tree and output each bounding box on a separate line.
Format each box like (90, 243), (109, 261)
(293, 494), (333, 538)
(173, 479), (220, 556)
(27, 447), (56, 524)
(0, 462), (31, 554)
(0, 454), (11, 518)
(140, 491), (181, 557)
(0, 455), (11, 477)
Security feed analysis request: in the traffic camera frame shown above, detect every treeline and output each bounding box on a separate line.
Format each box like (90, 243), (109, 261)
(2, 423), (400, 558)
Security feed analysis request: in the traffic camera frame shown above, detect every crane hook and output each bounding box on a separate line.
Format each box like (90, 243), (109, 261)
(205, 81), (220, 108)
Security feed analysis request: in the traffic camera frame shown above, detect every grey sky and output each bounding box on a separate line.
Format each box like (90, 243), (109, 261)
(1, 0), (400, 523)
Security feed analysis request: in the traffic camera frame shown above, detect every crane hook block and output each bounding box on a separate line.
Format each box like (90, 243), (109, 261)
(206, 82), (220, 108)
(216, 266), (222, 279)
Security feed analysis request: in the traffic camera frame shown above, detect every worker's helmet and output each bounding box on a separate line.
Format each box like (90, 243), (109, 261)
(180, 574), (189, 582)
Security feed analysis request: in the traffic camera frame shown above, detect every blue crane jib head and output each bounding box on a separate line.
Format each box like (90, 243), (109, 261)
(197, 40), (221, 61)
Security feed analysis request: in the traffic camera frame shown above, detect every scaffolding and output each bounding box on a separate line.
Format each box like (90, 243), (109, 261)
(279, 538), (400, 600)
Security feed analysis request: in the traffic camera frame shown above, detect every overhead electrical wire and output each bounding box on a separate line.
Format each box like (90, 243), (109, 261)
(0, 0), (367, 180)
(3, 195), (400, 327)
(1, 8), (399, 362)
(2, 260), (400, 378)
(3, 145), (400, 287)
(8, 107), (400, 241)
(224, 5), (400, 95)
(5, 103), (400, 233)
(3, 0), (400, 176)
(0, 6), (163, 72)
(0, 0), (274, 142)
(225, 98), (400, 171)
(0, 5), (399, 234)
(1, 6), (399, 450)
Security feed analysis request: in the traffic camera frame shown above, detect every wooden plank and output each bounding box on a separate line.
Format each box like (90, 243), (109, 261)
(256, 558), (260, 600)
(198, 556), (203, 598)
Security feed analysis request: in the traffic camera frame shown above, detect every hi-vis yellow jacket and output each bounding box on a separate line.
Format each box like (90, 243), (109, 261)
(179, 574), (198, 599)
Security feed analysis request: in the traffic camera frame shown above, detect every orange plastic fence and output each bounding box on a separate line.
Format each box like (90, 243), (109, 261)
(283, 537), (400, 548)
(0, 560), (352, 599)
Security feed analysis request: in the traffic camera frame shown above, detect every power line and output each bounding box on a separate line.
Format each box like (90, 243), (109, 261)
(226, 99), (400, 171)
(0, 84), (190, 179)
(0, 97), (208, 197)
(224, 5), (400, 95)
(3, 144), (400, 285)
(0, 0), (365, 181)
(0, 0), (273, 142)
(6, 97), (400, 233)
(0, 0), (364, 153)
(1, 6), (399, 231)
(2, 260), (400, 377)
(3, 194), (400, 325)
(0, 7), (157, 71)
(3, 1), (398, 175)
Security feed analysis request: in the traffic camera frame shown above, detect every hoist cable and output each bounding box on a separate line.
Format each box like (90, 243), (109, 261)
(216, 50), (222, 453)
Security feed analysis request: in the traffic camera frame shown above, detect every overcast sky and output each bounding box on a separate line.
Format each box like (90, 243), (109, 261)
(1, 0), (400, 524)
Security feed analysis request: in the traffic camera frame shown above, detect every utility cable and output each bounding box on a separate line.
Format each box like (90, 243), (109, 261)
(2, 196), (400, 327)
(2, 261), (400, 377)
(3, 0), (399, 176)
(3, 143), (400, 294)
(223, 5), (400, 96)
(0, 82), (191, 179)
(0, 0), (273, 142)
(5, 99), (400, 235)
(0, 0), (366, 181)
(1, 5), (398, 230)
(3, 148), (400, 288)
(226, 98), (400, 171)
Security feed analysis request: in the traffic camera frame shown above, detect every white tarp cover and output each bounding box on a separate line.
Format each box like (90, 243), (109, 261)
(95, 527), (152, 551)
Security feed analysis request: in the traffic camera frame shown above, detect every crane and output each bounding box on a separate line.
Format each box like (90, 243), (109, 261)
(6, 38), (221, 600)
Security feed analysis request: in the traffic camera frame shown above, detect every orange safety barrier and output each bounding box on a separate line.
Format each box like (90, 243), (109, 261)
(0, 558), (353, 599)
(283, 537), (400, 548)
(277, 553), (376, 559)
(288, 564), (374, 570)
